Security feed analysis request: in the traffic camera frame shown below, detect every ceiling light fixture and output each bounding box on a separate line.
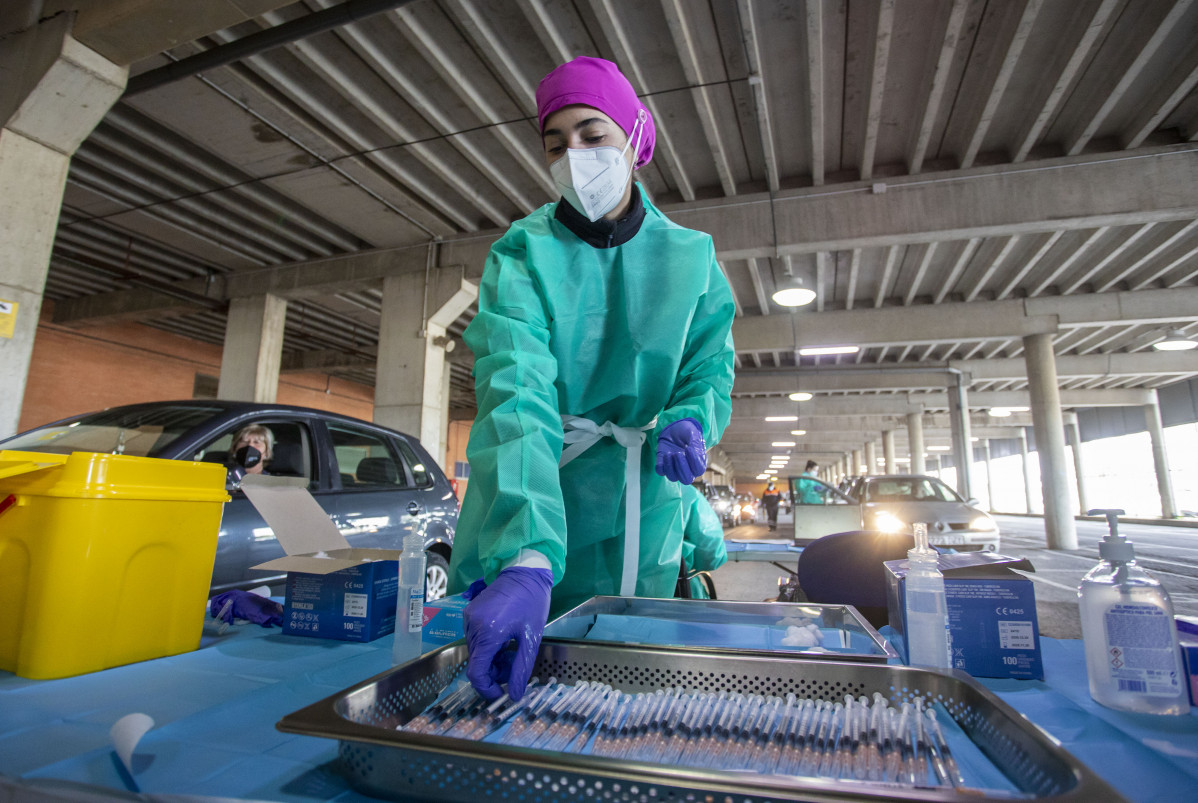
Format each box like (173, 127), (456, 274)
(927, 445), (951, 452)
(765, 415), (799, 422)
(988, 408), (1012, 417)
(771, 441), (796, 447)
(788, 391), (813, 401)
(771, 274), (816, 307)
(1153, 328), (1198, 351)
(756, 474), (769, 480)
(790, 429), (807, 436)
(798, 345), (860, 356)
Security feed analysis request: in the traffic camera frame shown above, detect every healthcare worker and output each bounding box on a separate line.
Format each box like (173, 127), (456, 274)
(797, 459), (823, 505)
(678, 484), (728, 599)
(447, 56), (736, 702)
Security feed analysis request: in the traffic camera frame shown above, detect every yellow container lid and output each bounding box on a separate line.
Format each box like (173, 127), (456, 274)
(0, 449), (229, 502)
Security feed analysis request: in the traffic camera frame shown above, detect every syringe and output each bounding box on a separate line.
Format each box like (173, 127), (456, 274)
(925, 708), (965, 789)
(402, 682), (476, 734)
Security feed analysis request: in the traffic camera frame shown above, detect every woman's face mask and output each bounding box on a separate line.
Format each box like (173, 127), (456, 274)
(548, 111), (645, 222)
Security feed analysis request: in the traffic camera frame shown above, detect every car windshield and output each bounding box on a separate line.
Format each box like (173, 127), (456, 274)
(864, 477), (961, 503)
(1, 405), (222, 457)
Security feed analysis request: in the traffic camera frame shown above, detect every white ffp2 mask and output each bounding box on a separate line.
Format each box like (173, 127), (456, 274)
(550, 113), (645, 222)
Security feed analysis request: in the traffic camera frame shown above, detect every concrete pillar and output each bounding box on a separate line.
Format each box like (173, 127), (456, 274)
(981, 439), (993, 510)
(1019, 428), (1035, 514)
(906, 412), (926, 474)
(864, 440), (877, 476)
(851, 449), (864, 475)
(0, 15), (126, 437)
(1063, 412), (1088, 515)
(1144, 392), (1178, 518)
(1023, 332), (1077, 549)
(374, 265), (477, 461)
(947, 374), (974, 500)
(882, 429), (896, 474)
(218, 294), (287, 402)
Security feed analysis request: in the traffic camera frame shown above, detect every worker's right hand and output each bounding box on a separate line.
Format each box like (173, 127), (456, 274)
(462, 567), (553, 702)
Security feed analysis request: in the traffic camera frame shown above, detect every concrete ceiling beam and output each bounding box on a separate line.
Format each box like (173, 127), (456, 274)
(671, 145), (1198, 259)
(731, 350), (1198, 394)
(733, 371), (953, 394)
(733, 286), (1198, 352)
(727, 388), (1150, 421)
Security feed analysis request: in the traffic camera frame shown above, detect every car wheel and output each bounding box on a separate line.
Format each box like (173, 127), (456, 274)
(425, 552), (449, 601)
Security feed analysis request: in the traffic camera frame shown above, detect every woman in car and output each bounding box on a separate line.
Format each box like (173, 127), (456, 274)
(231, 424), (273, 476)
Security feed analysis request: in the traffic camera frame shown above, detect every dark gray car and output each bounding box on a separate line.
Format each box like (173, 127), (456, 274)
(0, 401), (459, 599)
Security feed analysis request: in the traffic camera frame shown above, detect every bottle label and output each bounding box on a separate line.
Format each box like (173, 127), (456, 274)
(407, 587), (425, 633)
(1102, 603), (1181, 697)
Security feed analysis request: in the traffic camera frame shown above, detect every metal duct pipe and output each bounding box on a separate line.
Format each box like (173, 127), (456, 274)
(124, 0), (421, 96)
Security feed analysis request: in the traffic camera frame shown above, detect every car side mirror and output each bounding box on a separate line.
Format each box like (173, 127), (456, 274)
(966, 497), (980, 507)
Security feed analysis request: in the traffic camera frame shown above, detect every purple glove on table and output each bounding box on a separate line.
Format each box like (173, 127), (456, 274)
(655, 418), (707, 484)
(461, 567), (553, 702)
(209, 589), (283, 628)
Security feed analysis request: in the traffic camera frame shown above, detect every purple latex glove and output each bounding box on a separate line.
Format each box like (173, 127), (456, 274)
(209, 589), (283, 628)
(461, 567), (553, 702)
(655, 418), (707, 484)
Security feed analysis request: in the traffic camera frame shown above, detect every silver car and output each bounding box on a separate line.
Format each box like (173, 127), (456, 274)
(786, 473), (1000, 551)
(846, 474), (1000, 551)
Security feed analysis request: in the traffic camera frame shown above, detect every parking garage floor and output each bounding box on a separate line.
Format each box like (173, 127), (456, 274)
(711, 513), (1198, 639)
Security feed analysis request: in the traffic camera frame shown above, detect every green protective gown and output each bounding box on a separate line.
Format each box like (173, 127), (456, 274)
(448, 185), (736, 618)
(680, 484), (728, 599)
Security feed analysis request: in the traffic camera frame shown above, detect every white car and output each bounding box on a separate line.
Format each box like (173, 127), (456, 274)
(790, 473), (1000, 552)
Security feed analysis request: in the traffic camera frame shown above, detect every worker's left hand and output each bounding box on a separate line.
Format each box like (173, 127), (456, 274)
(655, 418), (707, 484)
(462, 567), (553, 702)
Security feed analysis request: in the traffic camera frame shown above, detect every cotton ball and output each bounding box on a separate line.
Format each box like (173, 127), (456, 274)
(777, 616), (814, 628)
(781, 625), (820, 647)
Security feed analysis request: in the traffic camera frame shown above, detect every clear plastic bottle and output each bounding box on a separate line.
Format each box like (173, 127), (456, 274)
(1078, 509), (1189, 715)
(904, 523), (952, 669)
(392, 531), (427, 666)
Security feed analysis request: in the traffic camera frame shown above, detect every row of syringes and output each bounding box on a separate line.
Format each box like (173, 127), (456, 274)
(402, 678), (967, 788)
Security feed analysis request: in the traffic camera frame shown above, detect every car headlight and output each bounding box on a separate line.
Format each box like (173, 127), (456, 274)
(970, 516), (998, 532)
(872, 511), (906, 533)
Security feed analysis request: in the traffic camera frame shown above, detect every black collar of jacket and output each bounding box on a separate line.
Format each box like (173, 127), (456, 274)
(553, 185), (645, 248)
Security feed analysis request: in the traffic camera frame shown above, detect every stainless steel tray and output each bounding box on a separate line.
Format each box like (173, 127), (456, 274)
(543, 596), (898, 662)
(277, 641), (1123, 802)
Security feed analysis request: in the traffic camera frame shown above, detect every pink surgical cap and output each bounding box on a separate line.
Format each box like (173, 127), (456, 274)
(535, 56), (656, 170)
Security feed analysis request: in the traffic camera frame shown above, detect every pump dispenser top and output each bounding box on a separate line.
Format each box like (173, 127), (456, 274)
(1093, 508), (1134, 563)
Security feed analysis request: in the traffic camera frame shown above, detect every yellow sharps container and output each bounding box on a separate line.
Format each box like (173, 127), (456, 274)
(0, 450), (229, 679)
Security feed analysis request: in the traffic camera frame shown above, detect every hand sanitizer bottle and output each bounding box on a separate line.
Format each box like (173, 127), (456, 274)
(1078, 509), (1189, 715)
(904, 522), (952, 669)
(392, 532), (427, 666)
